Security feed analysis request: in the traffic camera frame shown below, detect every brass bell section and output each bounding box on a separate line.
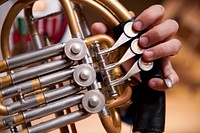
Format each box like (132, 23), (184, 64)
(0, 0), (138, 133)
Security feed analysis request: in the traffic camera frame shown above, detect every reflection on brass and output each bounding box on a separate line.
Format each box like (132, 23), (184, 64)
(73, 0), (120, 26)
(14, 113), (25, 126)
(36, 93), (46, 105)
(60, 0), (81, 37)
(96, 0), (133, 21)
(0, 102), (8, 116)
(100, 109), (121, 133)
(0, 75), (12, 88)
(0, 0), (150, 132)
(31, 79), (41, 91)
(18, 129), (29, 133)
(0, 60), (8, 73)
(1, 0), (36, 58)
(108, 86), (132, 109)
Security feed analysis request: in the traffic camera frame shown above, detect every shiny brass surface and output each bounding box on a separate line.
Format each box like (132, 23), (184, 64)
(0, 75), (12, 88)
(0, 0), (148, 133)
(36, 93), (46, 105)
(18, 129), (29, 133)
(14, 113), (25, 126)
(0, 60), (8, 72)
(73, 0), (120, 26)
(96, 0), (134, 22)
(31, 79), (41, 91)
(0, 102), (8, 115)
(1, 0), (36, 58)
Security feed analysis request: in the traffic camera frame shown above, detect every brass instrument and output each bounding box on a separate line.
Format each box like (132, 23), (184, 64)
(0, 0), (165, 133)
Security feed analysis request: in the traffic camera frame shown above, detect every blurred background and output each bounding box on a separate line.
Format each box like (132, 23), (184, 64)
(0, 0), (200, 133)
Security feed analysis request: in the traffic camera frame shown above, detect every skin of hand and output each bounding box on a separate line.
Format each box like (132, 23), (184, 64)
(90, 5), (181, 91)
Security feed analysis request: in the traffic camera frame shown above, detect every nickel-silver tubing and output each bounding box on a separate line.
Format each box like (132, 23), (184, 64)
(39, 69), (74, 88)
(2, 80), (36, 99)
(31, 34), (43, 50)
(23, 94), (84, 122)
(5, 42), (66, 70)
(27, 110), (90, 133)
(44, 84), (79, 103)
(7, 95), (38, 114)
(2, 94), (83, 129)
(11, 59), (70, 84)
(2, 69), (74, 100)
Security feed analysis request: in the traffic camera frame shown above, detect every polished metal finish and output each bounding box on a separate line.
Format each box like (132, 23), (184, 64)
(44, 84), (79, 103)
(82, 90), (105, 113)
(39, 69), (74, 87)
(11, 59), (70, 84)
(26, 110), (90, 133)
(64, 38), (87, 60)
(0, 0), (163, 133)
(5, 43), (66, 70)
(24, 94), (84, 122)
(73, 64), (96, 87)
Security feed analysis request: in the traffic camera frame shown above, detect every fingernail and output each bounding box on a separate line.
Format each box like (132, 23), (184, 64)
(144, 50), (154, 59)
(140, 36), (149, 47)
(134, 21), (142, 30)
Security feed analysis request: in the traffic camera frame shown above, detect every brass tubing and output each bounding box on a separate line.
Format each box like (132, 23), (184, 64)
(1, 0), (37, 58)
(0, 75), (12, 89)
(0, 60), (8, 73)
(24, 4), (43, 50)
(59, 0), (81, 38)
(96, 0), (133, 22)
(24, 4), (38, 36)
(1, 78), (41, 100)
(107, 85), (132, 109)
(35, 93), (46, 105)
(72, 0), (120, 26)
(85, 34), (115, 47)
(0, 101), (8, 115)
(100, 109), (121, 133)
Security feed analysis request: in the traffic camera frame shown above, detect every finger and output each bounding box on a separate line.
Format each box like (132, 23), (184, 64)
(91, 22), (108, 35)
(148, 57), (179, 91)
(139, 19), (179, 48)
(133, 4), (165, 31)
(142, 38), (181, 62)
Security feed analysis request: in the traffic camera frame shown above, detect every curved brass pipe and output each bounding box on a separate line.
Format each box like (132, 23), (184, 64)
(100, 109), (121, 133)
(1, 0), (37, 58)
(96, 0), (134, 22)
(107, 85), (132, 109)
(72, 0), (120, 26)
(59, 0), (81, 38)
(85, 34), (114, 47)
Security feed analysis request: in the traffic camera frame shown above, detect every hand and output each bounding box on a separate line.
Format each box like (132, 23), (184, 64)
(91, 5), (181, 91)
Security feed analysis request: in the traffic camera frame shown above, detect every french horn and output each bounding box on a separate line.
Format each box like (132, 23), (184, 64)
(0, 0), (166, 133)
